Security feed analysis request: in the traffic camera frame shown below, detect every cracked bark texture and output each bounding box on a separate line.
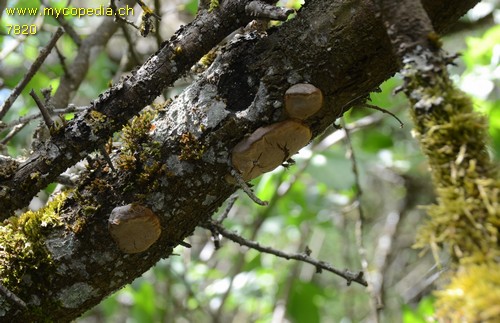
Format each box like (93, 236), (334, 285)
(0, 0), (480, 321)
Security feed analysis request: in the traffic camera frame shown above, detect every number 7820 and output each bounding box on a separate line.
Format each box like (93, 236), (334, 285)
(6, 24), (37, 35)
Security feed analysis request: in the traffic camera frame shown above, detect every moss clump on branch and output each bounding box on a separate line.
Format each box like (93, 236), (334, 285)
(402, 51), (500, 264)
(434, 262), (500, 321)
(0, 192), (67, 291)
(115, 108), (167, 200)
(208, 0), (219, 12)
(402, 48), (500, 321)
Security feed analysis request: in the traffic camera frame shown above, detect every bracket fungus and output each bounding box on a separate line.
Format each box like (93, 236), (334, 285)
(232, 119), (312, 181)
(108, 204), (161, 254)
(284, 83), (324, 120)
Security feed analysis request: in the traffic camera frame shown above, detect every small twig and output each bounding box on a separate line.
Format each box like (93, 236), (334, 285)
(153, 0), (163, 47)
(230, 169), (268, 206)
(178, 241), (192, 248)
(29, 90), (54, 129)
(360, 103), (404, 128)
(41, 0), (81, 46)
(98, 145), (116, 172)
(0, 282), (27, 310)
(3, 105), (85, 130)
(0, 27), (64, 120)
(342, 118), (381, 316)
(0, 123), (28, 145)
(110, 0), (140, 29)
(136, 0), (162, 20)
(208, 194), (239, 249)
(217, 195), (239, 223)
(54, 45), (70, 77)
(120, 24), (142, 66)
(202, 220), (368, 287)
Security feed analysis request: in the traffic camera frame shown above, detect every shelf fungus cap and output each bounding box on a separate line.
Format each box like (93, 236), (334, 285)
(108, 204), (161, 254)
(232, 119), (312, 181)
(284, 83), (323, 120)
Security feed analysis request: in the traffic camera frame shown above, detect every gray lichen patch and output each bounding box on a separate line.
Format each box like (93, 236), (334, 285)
(45, 232), (78, 261)
(152, 83), (229, 141)
(202, 194), (217, 206)
(164, 155), (194, 176)
(58, 282), (96, 308)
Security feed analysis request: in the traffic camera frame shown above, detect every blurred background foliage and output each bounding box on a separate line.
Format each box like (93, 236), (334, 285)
(1, 0), (499, 322)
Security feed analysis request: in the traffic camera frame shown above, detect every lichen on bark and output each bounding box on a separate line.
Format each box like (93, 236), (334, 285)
(401, 48), (500, 265)
(401, 47), (499, 321)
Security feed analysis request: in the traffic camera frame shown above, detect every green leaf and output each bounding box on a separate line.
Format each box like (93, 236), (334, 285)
(402, 296), (436, 323)
(184, 0), (199, 15)
(131, 283), (156, 322)
(287, 281), (325, 323)
(463, 25), (500, 68)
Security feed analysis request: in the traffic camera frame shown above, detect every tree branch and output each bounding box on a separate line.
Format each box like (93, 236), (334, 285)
(0, 0), (480, 320)
(0, 0), (262, 217)
(0, 28), (64, 120)
(202, 220), (368, 286)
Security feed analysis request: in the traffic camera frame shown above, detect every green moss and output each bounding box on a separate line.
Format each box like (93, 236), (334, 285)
(0, 192), (67, 291)
(89, 110), (107, 123)
(208, 0), (219, 12)
(179, 132), (205, 161)
(120, 109), (157, 158)
(435, 262), (500, 321)
(114, 108), (168, 201)
(404, 54), (500, 264)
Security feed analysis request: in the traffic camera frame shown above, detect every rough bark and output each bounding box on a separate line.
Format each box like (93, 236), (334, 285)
(0, 0), (256, 217)
(376, 0), (500, 320)
(0, 0), (480, 321)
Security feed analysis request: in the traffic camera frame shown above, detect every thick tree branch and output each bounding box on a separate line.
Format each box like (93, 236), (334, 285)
(375, 1), (500, 319)
(0, 0), (480, 321)
(0, 0), (262, 217)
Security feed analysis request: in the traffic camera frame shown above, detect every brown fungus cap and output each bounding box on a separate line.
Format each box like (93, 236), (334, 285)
(108, 204), (161, 254)
(232, 119), (312, 181)
(284, 83), (324, 120)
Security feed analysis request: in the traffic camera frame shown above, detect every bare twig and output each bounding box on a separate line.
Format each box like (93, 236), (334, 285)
(0, 27), (64, 120)
(0, 123), (28, 146)
(0, 282), (27, 310)
(342, 118), (380, 319)
(41, 0), (81, 46)
(54, 45), (70, 77)
(153, 0), (163, 46)
(136, 0), (162, 20)
(29, 89), (54, 129)
(110, 0), (140, 29)
(207, 195), (239, 249)
(120, 24), (142, 66)
(3, 105), (85, 130)
(360, 103), (404, 128)
(230, 169), (268, 206)
(98, 145), (116, 172)
(217, 194), (239, 223)
(202, 220), (368, 287)
(50, 0), (136, 110)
